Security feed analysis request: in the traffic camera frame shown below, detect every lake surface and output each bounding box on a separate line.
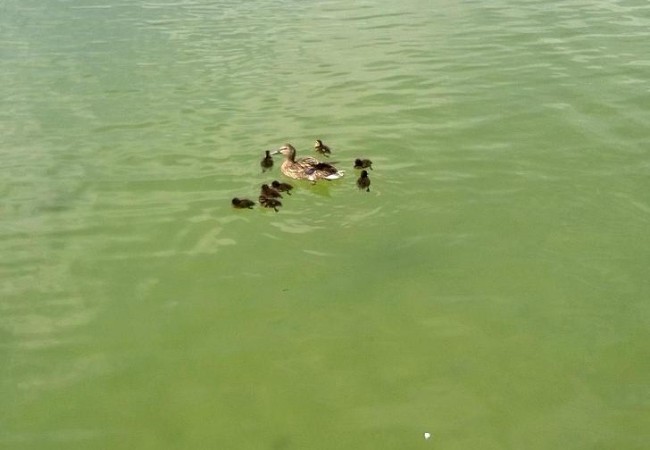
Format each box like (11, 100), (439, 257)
(1, 0), (649, 449)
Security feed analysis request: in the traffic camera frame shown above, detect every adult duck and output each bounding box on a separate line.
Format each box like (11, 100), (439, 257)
(272, 143), (344, 182)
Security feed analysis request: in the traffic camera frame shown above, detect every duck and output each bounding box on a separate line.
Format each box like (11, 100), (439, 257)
(260, 183), (282, 199)
(272, 143), (344, 182)
(356, 170), (371, 192)
(259, 196), (282, 212)
(271, 180), (293, 195)
(314, 139), (332, 157)
(354, 158), (373, 170)
(231, 197), (255, 209)
(260, 150), (274, 172)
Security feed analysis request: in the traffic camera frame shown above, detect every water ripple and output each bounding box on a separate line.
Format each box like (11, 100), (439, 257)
(2, 0), (649, 446)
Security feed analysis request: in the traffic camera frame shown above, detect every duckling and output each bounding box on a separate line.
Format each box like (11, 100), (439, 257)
(314, 139), (331, 157)
(260, 183), (282, 199)
(231, 197), (255, 209)
(260, 150), (274, 172)
(259, 196), (282, 212)
(271, 180), (293, 195)
(356, 170), (371, 192)
(354, 158), (373, 170)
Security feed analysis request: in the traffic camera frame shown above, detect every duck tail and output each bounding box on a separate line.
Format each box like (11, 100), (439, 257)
(325, 170), (345, 180)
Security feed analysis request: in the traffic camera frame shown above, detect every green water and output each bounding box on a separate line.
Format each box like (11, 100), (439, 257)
(2, 0), (649, 448)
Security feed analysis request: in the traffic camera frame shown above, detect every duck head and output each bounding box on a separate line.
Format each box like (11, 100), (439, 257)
(272, 143), (296, 158)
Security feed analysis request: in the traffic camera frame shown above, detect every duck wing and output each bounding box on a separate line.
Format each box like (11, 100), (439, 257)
(313, 162), (338, 173)
(305, 163), (341, 178)
(296, 156), (320, 167)
(296, 156), (331, 173)
(294, 156), (344, 180)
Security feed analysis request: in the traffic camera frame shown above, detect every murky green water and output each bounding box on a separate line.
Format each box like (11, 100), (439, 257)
(2, 1), (649, 448)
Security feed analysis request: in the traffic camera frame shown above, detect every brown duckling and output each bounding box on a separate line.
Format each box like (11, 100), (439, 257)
(260, 150), (274, 172)
(271, 180), (293, 195)
(231, 197), (255, 209)
(259, 196), (282, 212)
(356, 170), (371, 192)
(314, 139), (332, 157)
(260, 183), (282, 199)
(354, 158), (373, 170)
